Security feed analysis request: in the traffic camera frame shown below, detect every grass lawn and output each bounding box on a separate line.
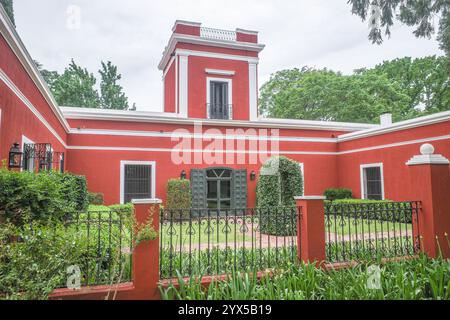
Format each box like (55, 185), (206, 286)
(326, 217), (412, 236)
(160, 220), (251, 247)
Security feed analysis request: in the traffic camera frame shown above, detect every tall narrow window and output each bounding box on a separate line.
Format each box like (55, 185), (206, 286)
(121, 161), (155, 204)
(361, 164), (384, 200)
(209, 80), (230, 120)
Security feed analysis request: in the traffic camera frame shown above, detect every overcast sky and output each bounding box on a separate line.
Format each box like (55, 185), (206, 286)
(14, 0), (443, 112)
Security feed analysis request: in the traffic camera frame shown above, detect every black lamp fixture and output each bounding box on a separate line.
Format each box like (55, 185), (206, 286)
(250, 171), (256, 181)
(180, 170), (187, 180)
(8, 143), (23, 169)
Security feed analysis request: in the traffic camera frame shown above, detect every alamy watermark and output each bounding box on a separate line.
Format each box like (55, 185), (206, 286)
(66, 265), (81, 290)
(366, 265), (381, 290)
(66, 5), (82, 31)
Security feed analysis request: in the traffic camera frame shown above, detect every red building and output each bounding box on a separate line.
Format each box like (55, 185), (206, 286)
(1, 12), (449, 208)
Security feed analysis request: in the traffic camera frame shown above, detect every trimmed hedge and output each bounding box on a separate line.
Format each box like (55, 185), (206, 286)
(324, 199), (414, 223)
(166, 179), (192, 218)
(0, 169), (89, 226)
(256, 156), (303, 236)
(324, 188), (353, 200)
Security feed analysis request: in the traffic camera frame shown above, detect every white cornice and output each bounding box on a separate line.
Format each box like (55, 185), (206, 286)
(60, 107), (372, 132)
(158, 33), (265, 70)
(338, 111), (450, 142)
(69, 128), (338, 143)
(172, 20), (202, 32)
(0, 6), (70, 133)
(406, 154), (450, 166)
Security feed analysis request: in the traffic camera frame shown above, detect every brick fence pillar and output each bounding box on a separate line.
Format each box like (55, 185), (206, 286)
(294, 196), (327, 265)
(131, 199), (162, 300)
(406, 144), (450, 259)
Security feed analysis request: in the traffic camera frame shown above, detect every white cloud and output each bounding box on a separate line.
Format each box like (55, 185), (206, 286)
(14, 0), (443, 111)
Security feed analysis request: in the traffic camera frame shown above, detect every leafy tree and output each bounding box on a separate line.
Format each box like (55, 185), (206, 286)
(99, 61), (129, 110)
(357, 56), (450, 114)
(259, 67), (414, 123)
(34, 60), (60, 90)
(348, 0), (450, 57)
(0, 0), (15, 26)
(52, 60), (100, 108)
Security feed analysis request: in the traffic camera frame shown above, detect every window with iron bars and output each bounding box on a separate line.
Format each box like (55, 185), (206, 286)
(22, 143), (65, 173)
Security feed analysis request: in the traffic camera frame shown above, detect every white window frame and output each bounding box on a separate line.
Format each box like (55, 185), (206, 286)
(360, 163), (385, 200)
(21, 135), (35, 172)
(206, 77), (233, 120)
(120, 161), (156, 204)
(299, 163), (305, 195)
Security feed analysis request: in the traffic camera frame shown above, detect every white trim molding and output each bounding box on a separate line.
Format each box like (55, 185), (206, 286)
(339, 111), (450, 142)
(360, 163), (385, 200)
(205, 69), (235, 76)
(21, 135), (35, 172)
(120, 161), (156, 204)
(158, 34), (264, 70)
(206, 77), (233, 120)
(131, 199), (162, 205)
(248, 62), (258, 121)
(178, 53), (189, 117)
(294, 196), (326, 200)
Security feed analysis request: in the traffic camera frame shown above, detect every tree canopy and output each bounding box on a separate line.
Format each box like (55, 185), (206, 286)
(36, 60), (131, 110)
(99, 61), (129, 110)
(0, 0), (14, 26)
(259, 56), (449, 123)
(348, 0), (450, 57)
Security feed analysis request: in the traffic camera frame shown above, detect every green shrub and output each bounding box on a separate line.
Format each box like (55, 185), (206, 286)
(89, 192), (104, 205)
(324, 188), (353, 200)
(256, 156), (303, 236)
(166, 179), (192, 218)
(324, 199), (413, 223)
(0, 169), (89, 226)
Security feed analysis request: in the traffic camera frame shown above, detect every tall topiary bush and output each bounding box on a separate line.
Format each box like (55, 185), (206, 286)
(256, 156), (303, 236)
(166, 179), (192, 218)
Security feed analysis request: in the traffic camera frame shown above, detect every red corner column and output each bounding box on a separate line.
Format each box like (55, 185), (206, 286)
(295, 196), (327, 265)
(406, 144), (450, 259)
(130, 199), (162, 300)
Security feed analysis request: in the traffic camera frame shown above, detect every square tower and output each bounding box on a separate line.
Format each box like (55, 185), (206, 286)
(159, 20), (265, 121)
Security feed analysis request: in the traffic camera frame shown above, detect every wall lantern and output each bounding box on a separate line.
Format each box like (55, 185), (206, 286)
(8, 143), (23, 169)
(180, 170), (187, 180)
(250, 171), (256, 181)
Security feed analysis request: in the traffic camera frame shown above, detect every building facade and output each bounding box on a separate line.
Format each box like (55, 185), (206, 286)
(1, 11), (449, 208)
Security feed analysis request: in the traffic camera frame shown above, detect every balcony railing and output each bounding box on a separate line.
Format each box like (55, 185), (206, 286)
(200, 27), (237, 41)
(207, 103), (233, 120)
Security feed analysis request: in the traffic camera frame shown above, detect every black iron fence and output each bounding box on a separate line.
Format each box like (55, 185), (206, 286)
(324, 201), (421, 262)
(26, 209), (133, 288)
(159, 207), (299, 279)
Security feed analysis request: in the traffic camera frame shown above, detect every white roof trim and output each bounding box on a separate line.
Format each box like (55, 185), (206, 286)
(60, 107), (373, 132)
(338, 111), (450, 142)
(158, 33), (265, 70)
(0, 6), (70, 133)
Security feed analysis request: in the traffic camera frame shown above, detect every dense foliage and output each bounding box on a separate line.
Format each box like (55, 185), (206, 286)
(36, 60), (131, 110)
(0, 169), (88, 226)
(160, 254), (450, 300)
(348, 0), (450, 57)
(165, 179), (192, 217)
(259, 56), (449, 123)
(324, 188), (353, 200)
(256, 156), (303, 236)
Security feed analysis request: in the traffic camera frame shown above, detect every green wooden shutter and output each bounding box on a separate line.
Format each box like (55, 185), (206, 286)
(190, 169), (206, 209)
(233, 169), (248, 209)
